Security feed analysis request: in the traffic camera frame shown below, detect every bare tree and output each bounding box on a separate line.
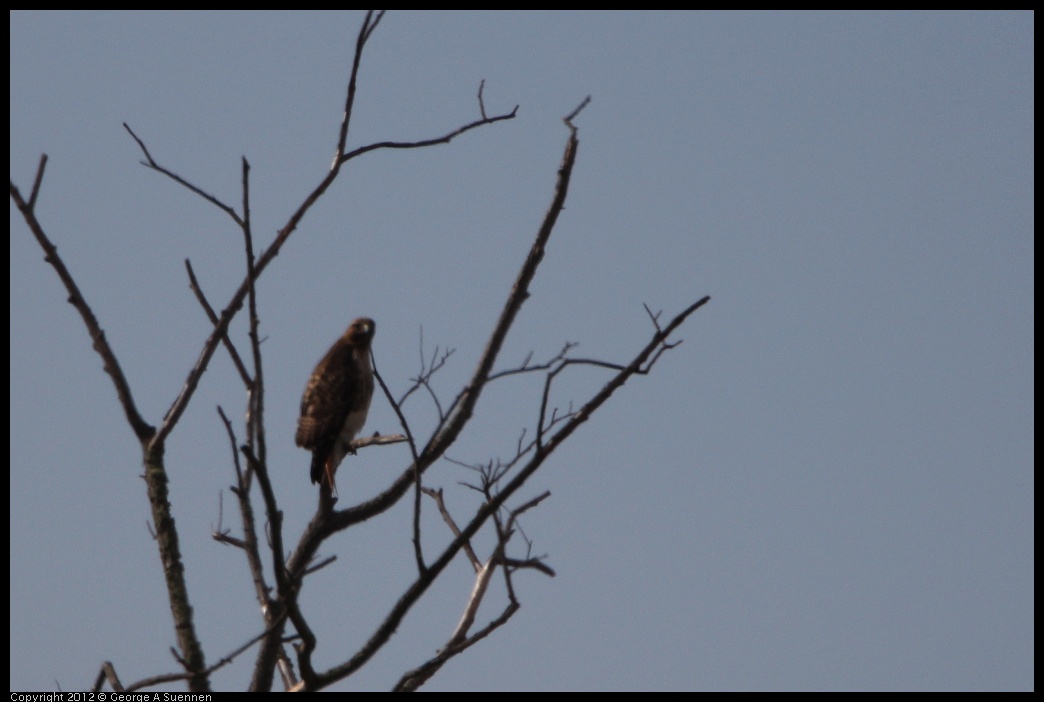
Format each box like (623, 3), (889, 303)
(10, 11), (709, 692)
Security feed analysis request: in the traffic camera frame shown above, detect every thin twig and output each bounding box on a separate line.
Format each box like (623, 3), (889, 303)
(422, 487), (481, 570)
(124, 123), (243, 225)
(373, 357), (426, 574)
(340, 107), (518, 163)
(28, 153), (47, 210)
(185, 260), (252, 386)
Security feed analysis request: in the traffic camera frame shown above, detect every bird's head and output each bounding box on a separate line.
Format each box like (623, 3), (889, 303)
(346, 317), (376, 347)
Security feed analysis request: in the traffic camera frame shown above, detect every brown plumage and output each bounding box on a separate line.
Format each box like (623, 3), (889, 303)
(295, 317), (375, 493)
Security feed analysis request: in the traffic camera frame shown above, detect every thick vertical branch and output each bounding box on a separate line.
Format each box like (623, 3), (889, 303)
(142, 443), (211, 693)
(11, 170), (208, 691)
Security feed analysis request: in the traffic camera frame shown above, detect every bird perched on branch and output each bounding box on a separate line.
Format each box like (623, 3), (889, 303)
(295, 317), (376, 494)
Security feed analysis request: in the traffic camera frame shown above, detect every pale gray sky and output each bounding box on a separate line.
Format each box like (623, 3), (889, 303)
(10, 11), (1033, 692)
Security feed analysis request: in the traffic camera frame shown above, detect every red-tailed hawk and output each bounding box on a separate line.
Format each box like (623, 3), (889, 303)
(295, 317), (376, 493)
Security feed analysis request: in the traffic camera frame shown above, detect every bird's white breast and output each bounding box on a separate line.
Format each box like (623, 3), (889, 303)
(329, 351), (373, 469)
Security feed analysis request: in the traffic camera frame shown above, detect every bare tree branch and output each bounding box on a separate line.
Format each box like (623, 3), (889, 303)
(28, 153), (47, 210)
(9, 173), (155, 444)
(564, 95), (592, 123)
(331, 10), (386, 169)
(12, 165), (209, 691)
(94, 662), (124, 693)
(392, 479), (550, 691)
(352, 433), (408, 450)
(487, 341), (578, 381)
(398, 328), (455, 411)
(185, 259), (252, 387)
(425, 99), (584, 467)
(94, 617), (287, 693)
(124, 123), (243, 225)
(340, 105), (519, 163)
(392, 600), (520, 692)
(423, 487), (481, 570)
(373, 357), (427, 574)
(214, 407), (272, 613)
